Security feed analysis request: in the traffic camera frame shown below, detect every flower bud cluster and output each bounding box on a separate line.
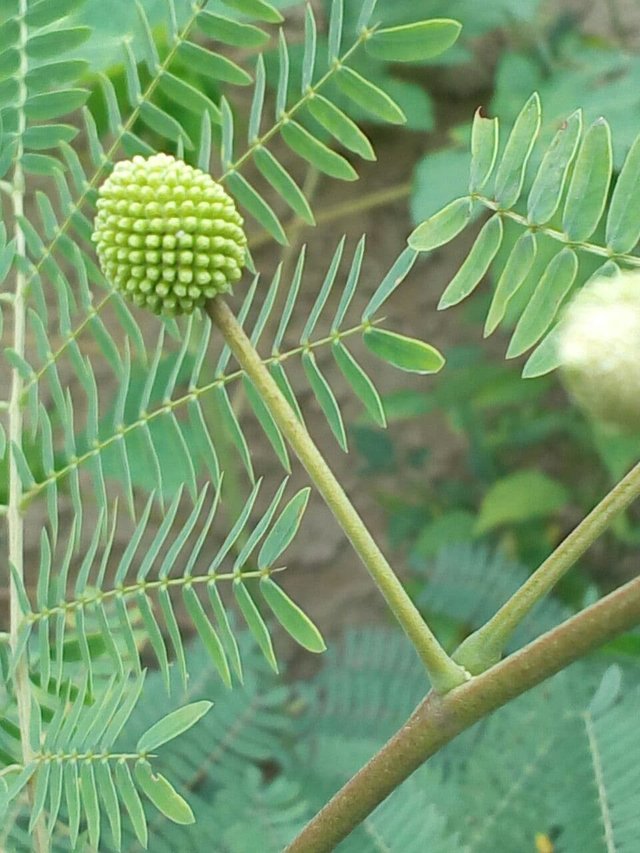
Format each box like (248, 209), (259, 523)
(92, 153), (246, 316)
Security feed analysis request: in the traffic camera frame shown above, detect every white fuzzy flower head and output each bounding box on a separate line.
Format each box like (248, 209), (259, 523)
(558, 270), (640, 431)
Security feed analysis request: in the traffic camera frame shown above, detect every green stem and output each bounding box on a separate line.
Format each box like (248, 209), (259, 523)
(285, 571), (640, 852)
(207, 297), (468, 693)
(455, 459), (640, 674)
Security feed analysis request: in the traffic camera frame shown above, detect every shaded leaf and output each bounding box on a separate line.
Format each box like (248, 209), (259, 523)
(476, 470), (569, 534)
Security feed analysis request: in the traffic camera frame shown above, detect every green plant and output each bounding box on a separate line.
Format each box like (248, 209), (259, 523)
(3, 1), (640, 851)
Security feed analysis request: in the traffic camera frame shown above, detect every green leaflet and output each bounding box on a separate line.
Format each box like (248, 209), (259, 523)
(79, 763), (100, 849)
(522, 324), (564, 379)
(234, 581), (278, 672)
(470, 108), (499, 193)
(484, 231), (537, 337)
(23, 124), (78, 150)
(306, 94), (375, 161)
(260, 579), (326, 653)
(365, 19), (462, 62)
(243, 376), (290, 471)
(158, 72), (221, 120)
(138, 703), (213, 754)
(221, 0), (283, 24)
(196, 12), (269, 48)
(527, 109), (582, 226)
(335, 66), (406, 125)
(139, 101), (193, 148)
(606, 132), (640, 253)
(438, 214), (504, 309)
(562, 118), (612, 242)
(409, 197), (472, 252)
(115, 762), (147, 848)
(302, 351), (348, 450)
(258, 488), (311, 569)
(26, 59), (89, 90)
(507, 247), (578, 358)
(26, 27), (91, 59)
(364, 328), (445, 375)
(95, 764), (121, 849)
(135, 762), (195, 825)
(281, 120), (358, 181)
(25, 89), (88, 121)
(25, 0), (83, 26)
(64, 762), (81, 847)
(332, 341), (386, 427)
(254, 146), (315, 224)
(226, 170), (288, 244)
(493, 92), (541, 210)
(183, 585), (232, 687)
(177, 42), (252, 86)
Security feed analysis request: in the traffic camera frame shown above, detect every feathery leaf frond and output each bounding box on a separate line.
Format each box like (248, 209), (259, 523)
(409, 93), (640, 378)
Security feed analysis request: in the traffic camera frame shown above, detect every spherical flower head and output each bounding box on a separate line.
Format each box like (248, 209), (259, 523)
(558, 270), (640, 431)
(92, 153), (247, 317)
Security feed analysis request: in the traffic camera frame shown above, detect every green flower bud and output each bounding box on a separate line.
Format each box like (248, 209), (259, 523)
(558, 270), (640, 431)
(92, 153), (247, 317)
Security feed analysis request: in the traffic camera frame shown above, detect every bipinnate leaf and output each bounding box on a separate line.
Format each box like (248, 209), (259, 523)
(137, 701), (213, 754)
(365, 19), (462, 62)
(364, 328), (445, 374)
(134, 762), (195, 825)
(260, 578), (326, 653)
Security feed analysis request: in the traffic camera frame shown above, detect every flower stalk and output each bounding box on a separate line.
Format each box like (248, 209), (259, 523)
(208, 296), (468, 693)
